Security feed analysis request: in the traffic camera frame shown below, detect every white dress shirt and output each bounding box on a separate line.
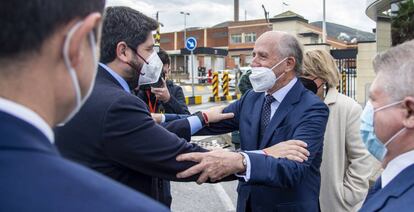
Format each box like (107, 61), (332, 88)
(381, 150), (414, 188)
(0, 97), (54, 143)
(239, 77), (298, 181)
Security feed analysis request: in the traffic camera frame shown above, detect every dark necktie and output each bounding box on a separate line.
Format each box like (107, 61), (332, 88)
(260, 94), (276, 139)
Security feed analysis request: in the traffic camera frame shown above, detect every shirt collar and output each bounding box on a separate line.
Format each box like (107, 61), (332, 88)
(266, 77), (297, 103)
(0, 97), (54, 143)
(99, 63), (130, 93)
(382, 150), (414, 188)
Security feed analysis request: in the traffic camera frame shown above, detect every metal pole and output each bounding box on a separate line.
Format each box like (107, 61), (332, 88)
(183, 14), (187, 76)
(191, 51), (195, 97)
(322, 0), (327, 43)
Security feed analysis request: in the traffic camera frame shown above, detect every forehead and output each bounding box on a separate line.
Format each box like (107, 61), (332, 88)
(253, 36), (277, 55)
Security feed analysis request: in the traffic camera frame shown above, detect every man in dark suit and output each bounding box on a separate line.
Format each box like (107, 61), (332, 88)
(54, 6), (234, 208)
(359, 40), (414, 212)
(176, 31), (329, 211)
(0, 1), (167, 211)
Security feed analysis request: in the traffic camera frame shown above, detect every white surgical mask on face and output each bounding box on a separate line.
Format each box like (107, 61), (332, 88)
(59, 22), (98, 125)
(249, 57), (288, 92)
(138, 50), (163, 86)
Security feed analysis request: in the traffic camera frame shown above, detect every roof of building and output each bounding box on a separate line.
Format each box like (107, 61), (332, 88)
(270, 10), (308, 23)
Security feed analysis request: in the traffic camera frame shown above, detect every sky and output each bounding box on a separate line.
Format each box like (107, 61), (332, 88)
(106, 0), (376, 33)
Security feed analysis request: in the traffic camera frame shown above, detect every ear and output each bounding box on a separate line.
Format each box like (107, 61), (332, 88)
(402, 96), (414, 129)
(67, 13), (102, 68)
(285, 57), (296, 72)
(115, 41), (131, 63)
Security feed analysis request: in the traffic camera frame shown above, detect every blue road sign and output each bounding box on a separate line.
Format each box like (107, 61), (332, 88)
(185, 37), (197, 51)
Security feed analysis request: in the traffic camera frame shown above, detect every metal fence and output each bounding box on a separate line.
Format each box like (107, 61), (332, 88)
(330, 49), (358, 99)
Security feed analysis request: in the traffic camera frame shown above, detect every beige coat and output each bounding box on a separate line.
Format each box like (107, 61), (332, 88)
(319, 88), (377, 212)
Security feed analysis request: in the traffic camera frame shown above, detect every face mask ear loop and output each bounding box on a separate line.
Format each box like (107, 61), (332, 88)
(127, 45), (149, 65)
(63, 22), (83, 110)
(375, 100), (404, 112)
(384, 127), (406, 147)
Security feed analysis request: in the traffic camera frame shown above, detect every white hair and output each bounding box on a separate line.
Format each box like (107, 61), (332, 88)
(373, 40), (414, 101)
(277, 32), (303, 75)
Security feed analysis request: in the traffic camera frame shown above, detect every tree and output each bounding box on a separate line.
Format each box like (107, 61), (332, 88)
(392, 0), (414, 46)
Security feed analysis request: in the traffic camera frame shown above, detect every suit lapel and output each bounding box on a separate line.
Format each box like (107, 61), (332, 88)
(259, 81), (303, 149)
(363, 164), (414, 211)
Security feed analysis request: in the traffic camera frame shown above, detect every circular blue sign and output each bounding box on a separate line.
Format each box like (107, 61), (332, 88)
(185, 37), (197, 51)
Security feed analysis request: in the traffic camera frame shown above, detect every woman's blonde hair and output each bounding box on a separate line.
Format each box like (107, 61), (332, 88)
(302, 49), (340, 88)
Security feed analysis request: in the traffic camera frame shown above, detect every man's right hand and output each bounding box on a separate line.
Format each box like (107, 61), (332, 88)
(202, 105), (234, 123)
(263, 140), (310, 162)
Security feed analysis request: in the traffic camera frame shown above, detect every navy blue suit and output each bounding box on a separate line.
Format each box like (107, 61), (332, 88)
(0, 111), (167, 211)
(198, 80), (329, 211)
(360, 164), (414, 212)
(55, 66), (207, 206)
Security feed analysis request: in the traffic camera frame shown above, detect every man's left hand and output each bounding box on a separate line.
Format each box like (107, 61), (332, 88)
(202, 105), (234, 123)
(176, 150), (245, 184)
(151, 79), (171, 103)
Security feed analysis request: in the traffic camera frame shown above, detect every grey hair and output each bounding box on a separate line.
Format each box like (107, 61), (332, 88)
(373, 40), (414, 101)
(277, 33), (304, 75)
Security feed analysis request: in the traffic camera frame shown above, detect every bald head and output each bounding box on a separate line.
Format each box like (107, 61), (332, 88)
(255, 31), (303, 74)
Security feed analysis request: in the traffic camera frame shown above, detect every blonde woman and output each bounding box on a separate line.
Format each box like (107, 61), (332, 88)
(301, 50), (376, 211)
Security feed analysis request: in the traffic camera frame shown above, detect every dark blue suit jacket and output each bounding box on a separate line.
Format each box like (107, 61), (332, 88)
(360, 164), (414, 212)
(198, 80), (329, 211)
(55, 66), (207, 206)
(0, 111), (167, 211)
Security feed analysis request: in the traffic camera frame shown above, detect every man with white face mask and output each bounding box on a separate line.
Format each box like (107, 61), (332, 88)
(359, 40), (414, 212)
(175, 31), (329, 211)
(54, 6), (234, 208)
(0, 1), (167, 211)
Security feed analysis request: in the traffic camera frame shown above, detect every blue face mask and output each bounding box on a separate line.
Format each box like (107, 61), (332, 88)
(360, 101), (406, 161)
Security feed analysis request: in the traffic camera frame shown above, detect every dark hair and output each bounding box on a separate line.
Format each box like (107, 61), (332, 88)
(100, 6), (158, 64)
(157, 49), (170, 65)
(0, 0), (105, 59)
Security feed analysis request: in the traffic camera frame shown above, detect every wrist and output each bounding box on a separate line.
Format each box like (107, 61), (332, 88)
(237, 153), (247, 173)
(194, 111), (207, 127)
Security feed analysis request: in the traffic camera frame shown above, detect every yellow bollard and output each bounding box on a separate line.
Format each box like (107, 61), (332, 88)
(212, 71), (219, 97)
(222, 71), (229, 96)
(341, 70), (346, 95)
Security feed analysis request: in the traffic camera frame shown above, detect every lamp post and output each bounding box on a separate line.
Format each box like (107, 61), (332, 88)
(322, 0), (327, 43)
(180, 11), (190, 76)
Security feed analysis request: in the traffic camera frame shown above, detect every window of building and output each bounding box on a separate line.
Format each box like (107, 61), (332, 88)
(212, 31), (228, 38)
(244, 33), (257, 43)
(231, 34), (242, 43)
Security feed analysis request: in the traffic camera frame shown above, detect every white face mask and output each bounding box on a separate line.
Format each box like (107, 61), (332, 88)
(138, 50), (163, 86)
(249, 57), (288, 92)
(59, 22), (98, 125)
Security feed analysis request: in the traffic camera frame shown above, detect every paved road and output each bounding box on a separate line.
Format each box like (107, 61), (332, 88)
(170, 101), (240, 212)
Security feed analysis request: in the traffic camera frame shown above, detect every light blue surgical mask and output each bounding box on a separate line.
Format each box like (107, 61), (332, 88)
(360, 100), (406, 161)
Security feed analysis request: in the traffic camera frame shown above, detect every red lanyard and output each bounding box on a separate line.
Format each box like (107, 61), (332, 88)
(146, 90), (158, 113)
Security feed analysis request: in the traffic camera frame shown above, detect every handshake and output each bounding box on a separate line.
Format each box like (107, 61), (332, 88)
(176, 140), (309, 184)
